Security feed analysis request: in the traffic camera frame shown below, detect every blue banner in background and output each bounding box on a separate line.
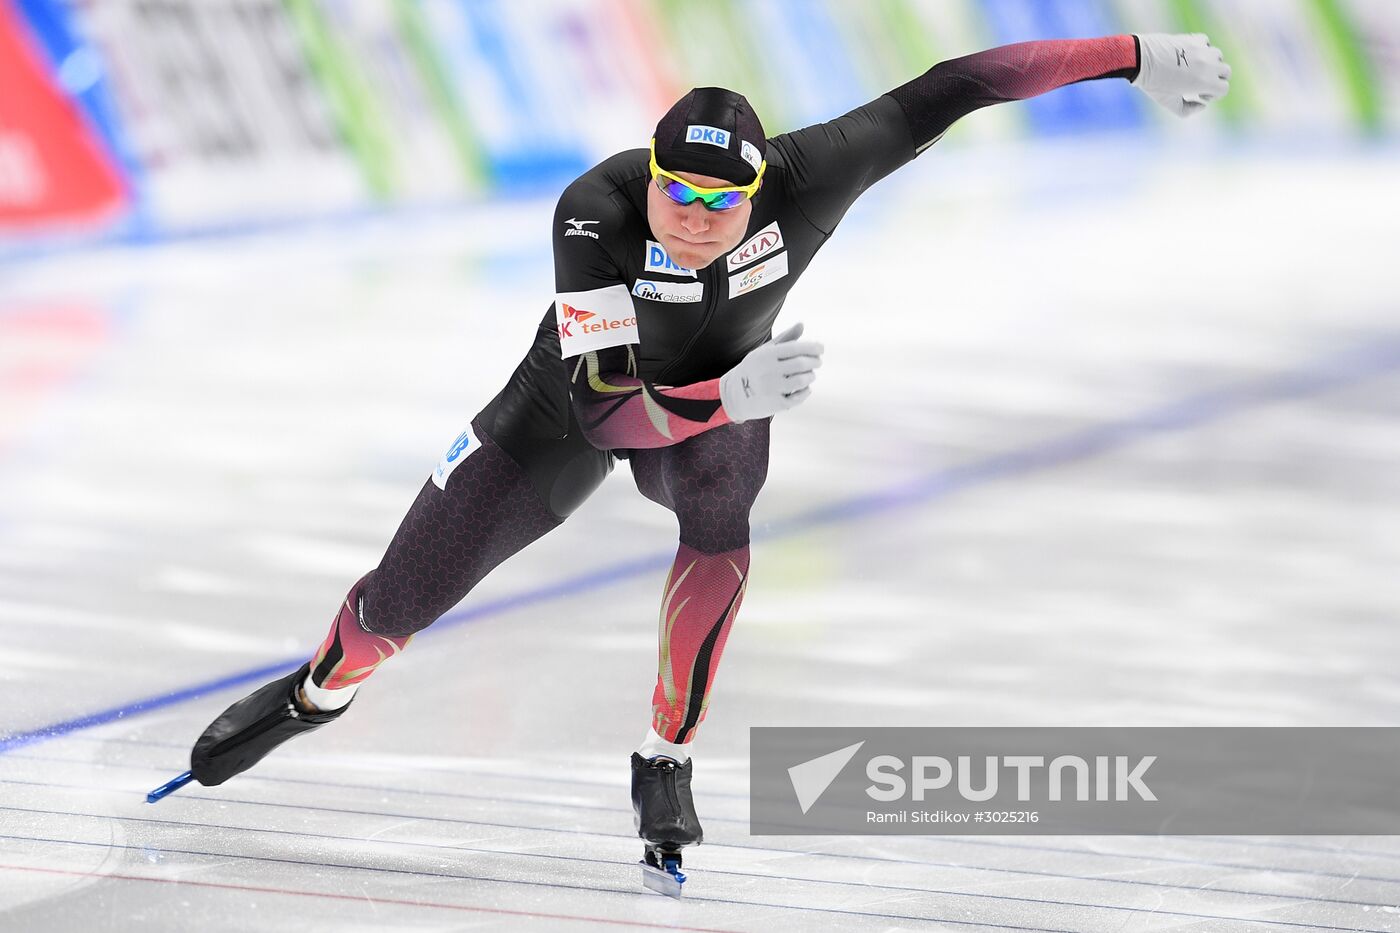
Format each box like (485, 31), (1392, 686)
(979, 0), (1143, 135)
(756, 0), (869, 127)
(446, 0), (590, 191)
(2, 0), (1390, 251)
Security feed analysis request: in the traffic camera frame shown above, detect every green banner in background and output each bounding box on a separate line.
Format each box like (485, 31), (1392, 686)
(652, 0), (780, 130)
(1310, 0), (1383, 134)
(6, 0), (1394, 246)
(1166, 0), (1247, 128)
(873, 0), (946, 83)
(392, 0), (490, 189)
(285, 0), (396, 198)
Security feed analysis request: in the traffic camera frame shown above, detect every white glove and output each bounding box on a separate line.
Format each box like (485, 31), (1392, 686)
(720, 323), (824, 423)
(1132, 33), (1232, 117)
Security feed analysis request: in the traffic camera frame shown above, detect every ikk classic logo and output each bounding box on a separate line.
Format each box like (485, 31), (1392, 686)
(740, 140), (763, 173)
(632, 280), (704, 303)
(726, 221), (784, 272)
(555, 284), (640, 357)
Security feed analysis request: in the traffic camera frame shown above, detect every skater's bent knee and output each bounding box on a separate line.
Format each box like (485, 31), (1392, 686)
(359, 602), (434, 638)
(676, 515), (752, 555)
(358, 571), (437, 638)
(359, 612), (426, 639)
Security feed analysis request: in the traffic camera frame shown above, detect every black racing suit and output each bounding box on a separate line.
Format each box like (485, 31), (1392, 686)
(476, 35), (1140, 519)
(475, 95), (914, 515)
(360, 35), (1141, 638)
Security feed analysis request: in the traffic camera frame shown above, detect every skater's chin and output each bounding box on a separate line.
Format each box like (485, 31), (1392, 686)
(660, 235), (722, 269)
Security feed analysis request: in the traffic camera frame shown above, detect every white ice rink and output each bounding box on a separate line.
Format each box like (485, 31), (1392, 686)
(2, 139), (1399, 931)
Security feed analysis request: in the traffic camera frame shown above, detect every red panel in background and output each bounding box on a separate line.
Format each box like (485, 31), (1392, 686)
(0, 303), (109, 456)
(0, 2), (125, 231)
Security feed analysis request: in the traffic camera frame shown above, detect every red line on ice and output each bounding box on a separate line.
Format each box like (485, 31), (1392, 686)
(0, 863), (739, 932)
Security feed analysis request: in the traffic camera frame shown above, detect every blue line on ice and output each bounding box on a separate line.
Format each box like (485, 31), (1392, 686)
(3, 335), (1398, 754)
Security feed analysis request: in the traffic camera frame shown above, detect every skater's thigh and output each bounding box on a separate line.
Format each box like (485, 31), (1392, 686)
(366, 423), (584, 635)
(473, 327), (615, 519)
(629, 418), (771, 513)
(629, 419), (770, 554)
(363, 336), (613, 635)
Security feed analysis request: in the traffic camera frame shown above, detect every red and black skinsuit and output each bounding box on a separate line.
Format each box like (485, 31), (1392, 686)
(315, 38), (1141, 746)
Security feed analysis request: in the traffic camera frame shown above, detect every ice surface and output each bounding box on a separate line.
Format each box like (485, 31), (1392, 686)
(2, 141), (1399, 931)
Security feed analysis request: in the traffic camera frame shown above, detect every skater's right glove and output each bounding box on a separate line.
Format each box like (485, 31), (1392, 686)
(1132, 33), (1232, 117)
(719, 322), (824, 423)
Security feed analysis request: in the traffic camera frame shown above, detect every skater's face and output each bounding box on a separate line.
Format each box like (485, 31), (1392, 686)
(646, 168), (754, 271)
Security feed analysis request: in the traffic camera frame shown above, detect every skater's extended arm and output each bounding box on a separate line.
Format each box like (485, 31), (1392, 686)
(780, 33), (1229, 232)
(886, 36), (1141, 153)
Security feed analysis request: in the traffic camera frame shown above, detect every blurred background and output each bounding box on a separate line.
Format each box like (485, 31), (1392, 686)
(4, 2), (1400, 929)
(1, 0), (1396, 246)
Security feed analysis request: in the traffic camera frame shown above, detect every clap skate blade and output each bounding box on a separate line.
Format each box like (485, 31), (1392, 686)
(146, 770), (195, 803)
(640, 845), (687, 897)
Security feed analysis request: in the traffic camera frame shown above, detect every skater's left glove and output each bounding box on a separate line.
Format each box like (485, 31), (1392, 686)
(719, 323), (824, 424)
(1132, 33), (1232, 117)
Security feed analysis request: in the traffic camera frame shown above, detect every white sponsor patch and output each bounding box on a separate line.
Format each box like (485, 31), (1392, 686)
(740, 140), (762, 172)
(727, 250), (790, 298)
(726, 220), (784, 271)
(685, 124), (730, 148)
(643, 240), (696, 277)
(632, 279), (704, 303)
(555, 284), (639, 357)
(432, 425), (479, 490)
(563, 217), (600, 239)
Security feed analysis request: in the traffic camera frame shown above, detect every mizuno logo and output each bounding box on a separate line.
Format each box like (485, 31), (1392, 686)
(564, 218), (601, 239)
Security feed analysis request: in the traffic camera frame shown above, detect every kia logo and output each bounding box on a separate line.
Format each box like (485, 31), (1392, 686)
(738, 233), (777, 261)
(729, 225), (783, 270)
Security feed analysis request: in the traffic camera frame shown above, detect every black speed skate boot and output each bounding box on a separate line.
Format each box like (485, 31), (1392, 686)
(190, 662), (349, 786)
(631, 752), (703, 897)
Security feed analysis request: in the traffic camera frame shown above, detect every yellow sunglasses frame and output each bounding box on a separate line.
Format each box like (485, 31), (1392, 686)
(648, 138), (766, 205)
